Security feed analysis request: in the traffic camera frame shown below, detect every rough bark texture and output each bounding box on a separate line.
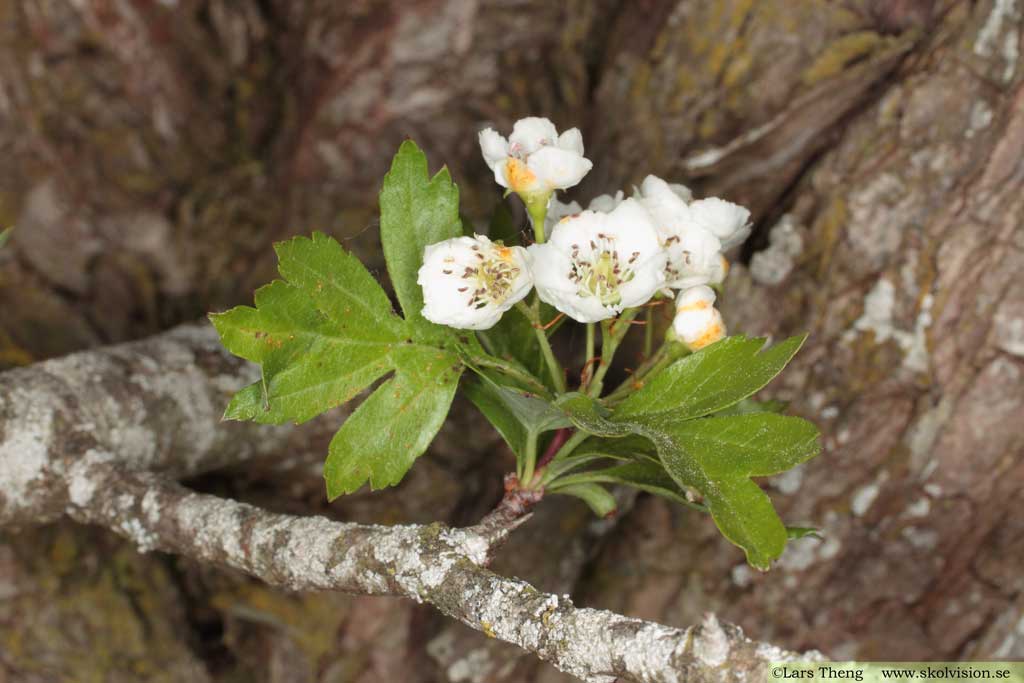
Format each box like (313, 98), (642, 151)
(2, 0), (1023, 680)
(0, 327), (814, 683)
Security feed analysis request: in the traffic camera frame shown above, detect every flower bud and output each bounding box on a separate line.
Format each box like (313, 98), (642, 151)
(672, 285), (726, 351)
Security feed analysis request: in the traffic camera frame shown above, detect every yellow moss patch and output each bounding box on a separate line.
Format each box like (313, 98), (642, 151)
(802, 31), (885, 85)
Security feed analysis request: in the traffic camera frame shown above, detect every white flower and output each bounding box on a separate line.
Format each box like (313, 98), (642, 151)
(635, 175), (742, 289)
(687, 197), (751, 250)
(528, 198), (666, 323)
(479, 117), (593, 196)
(672, 285), (726, 351)
(418, 235), (533, 330)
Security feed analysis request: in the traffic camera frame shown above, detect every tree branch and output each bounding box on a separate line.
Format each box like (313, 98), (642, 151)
(1, 322), (821, 682)
(66, 457), (816, 683)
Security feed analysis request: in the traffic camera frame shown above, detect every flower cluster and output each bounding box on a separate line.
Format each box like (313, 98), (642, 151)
(417, 117), (752, 351)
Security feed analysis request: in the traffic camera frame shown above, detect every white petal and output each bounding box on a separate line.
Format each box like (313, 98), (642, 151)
(668, 182), (693, 202)
(587, 190), (624, 213)
(556, 127), (585, 156)
(527, 146), (593, 191)
(688, 197), (751, 248)
(602, 198), (663, 257)
(479, 128), (509, 169)
(509, 117), (559, 155)
(664, 226), (722, 289)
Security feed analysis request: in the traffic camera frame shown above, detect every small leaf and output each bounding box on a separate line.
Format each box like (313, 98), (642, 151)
(379, 140), (462, 342)
(549, 460), (694, 508)
(211, 235), (405, 424)
(617, 335), (806, 421)
(552, 483), (617, 517)
(0, 227), (11, 249)
(464, 371), (569, 457)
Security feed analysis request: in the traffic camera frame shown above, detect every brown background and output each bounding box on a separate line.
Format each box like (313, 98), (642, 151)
(1, 1), (1022, 681)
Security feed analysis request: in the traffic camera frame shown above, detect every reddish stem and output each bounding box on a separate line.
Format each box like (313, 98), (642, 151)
(536, 428), (571, 470)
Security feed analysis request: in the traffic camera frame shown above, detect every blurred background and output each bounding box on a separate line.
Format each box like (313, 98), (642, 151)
(1, 0), (1022, 681)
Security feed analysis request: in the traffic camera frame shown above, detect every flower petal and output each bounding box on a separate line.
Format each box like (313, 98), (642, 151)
(527, 146), (593, 191)
(509, 117), (559, 156)
(557, 127), (585, 156)
(479, 128), (509, 169)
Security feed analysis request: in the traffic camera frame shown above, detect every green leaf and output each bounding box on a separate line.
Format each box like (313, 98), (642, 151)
(552, 483), (618, 517)
(211, 230), (466, 499)
(211, 234), (406, 424)
(554, 392), (821, 569)
(379, 139), (461, 342)
(652, 414), (820, 569)
(616, 335), (806, 421)
(324, 345), (461, 497)
(0, 227), (11, 249)
(463, 371), (569, 457)
(713, 398), (789, 416)
(555, 392), (633, 438)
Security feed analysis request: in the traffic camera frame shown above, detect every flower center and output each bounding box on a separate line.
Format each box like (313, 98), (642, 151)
(448, 245), (520, 310)
(567, 235), (639, 308)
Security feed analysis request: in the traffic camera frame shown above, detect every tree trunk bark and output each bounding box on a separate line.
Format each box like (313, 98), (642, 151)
(1, 0), (1021, 680)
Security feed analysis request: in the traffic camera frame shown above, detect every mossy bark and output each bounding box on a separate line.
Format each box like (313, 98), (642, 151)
(2, 0), (1023, 680)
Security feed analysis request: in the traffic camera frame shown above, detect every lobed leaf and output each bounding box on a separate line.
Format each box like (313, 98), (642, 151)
(379, 139), (462, 343)
(555, 392), (821, 569)
(213, 140), (473, 499)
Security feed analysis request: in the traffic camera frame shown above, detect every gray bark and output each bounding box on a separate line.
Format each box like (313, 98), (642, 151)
(0, 324), (816, 683)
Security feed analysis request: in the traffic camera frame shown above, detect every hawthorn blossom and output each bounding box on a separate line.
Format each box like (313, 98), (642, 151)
(672, 285), (726, 351)
(479, 117), (593, 197)
(528, 198), (666, 323)
(418, 235), (532, 330)
(636, 175), (746, 290)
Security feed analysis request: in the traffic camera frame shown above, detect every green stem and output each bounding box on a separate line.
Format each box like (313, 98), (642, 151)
(520, 431), (539, 489)
(466, 354), (550, 396)
(524, 193), (551, 244)
(587, 308), (640, 398)
(515, 299), (566, 394)
(583, 322), (595, 389)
